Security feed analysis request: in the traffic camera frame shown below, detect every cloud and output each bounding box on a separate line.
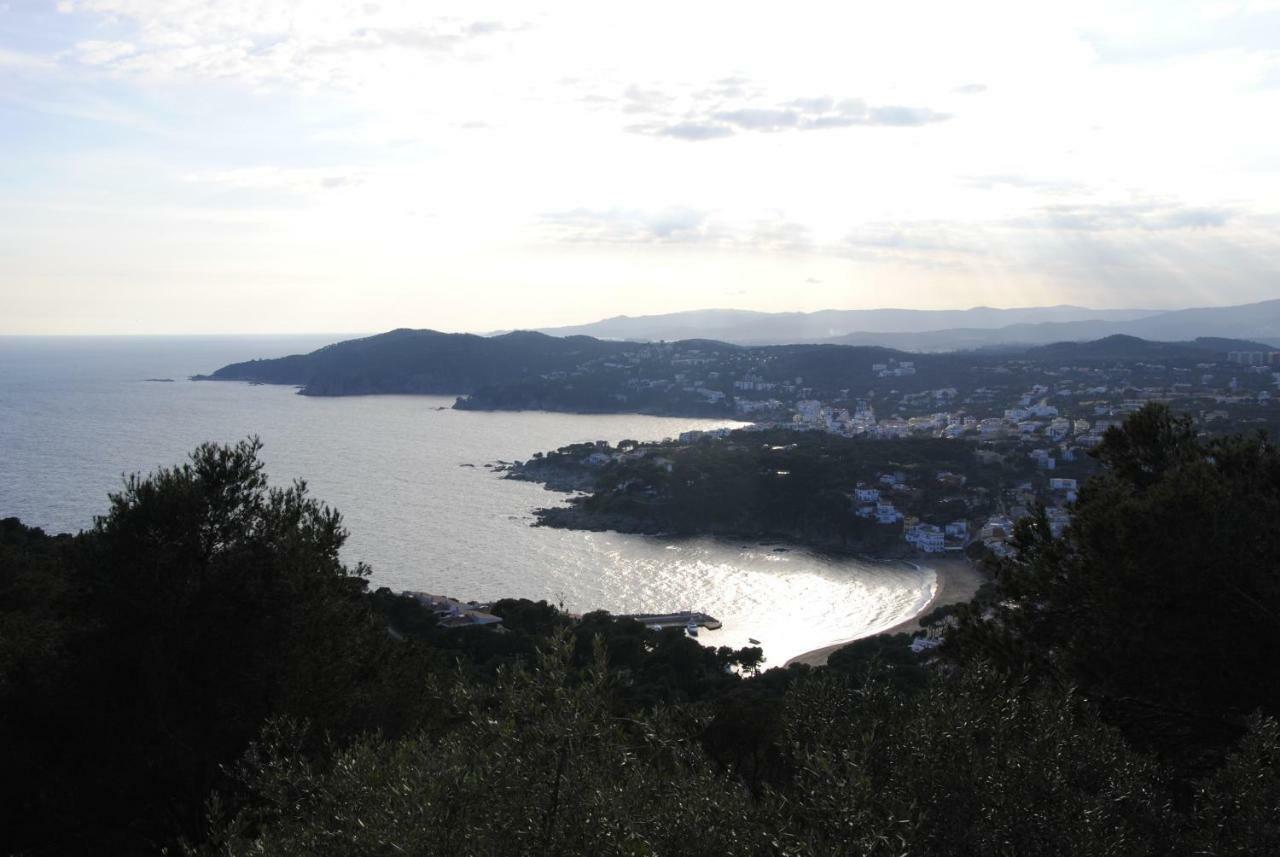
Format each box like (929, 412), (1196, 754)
(840, 222), (983, 269)
(711, 107), (800, 131)
(537, 207), (812, 250)
(653, 121), (734, 141)
(866, 105), (949, 126)
(182, 166), (366, 193)
(621, 84), (673, 114)
(1082, 6), (1280, 64)
(73, 40), (137, 65)
(621, 83), (949, 141)
(1012, 202), (1235, 232)
(51, 3), (522, 88)
(539, 206), (715, 243)
(964, 174), (1084, 194)
(0, 47), (57, 70)
(1153, 207), (1232, 230)
(952, 83), (987, 94)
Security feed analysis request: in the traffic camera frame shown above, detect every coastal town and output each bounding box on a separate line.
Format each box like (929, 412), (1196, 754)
(504, 343), (1280, 561)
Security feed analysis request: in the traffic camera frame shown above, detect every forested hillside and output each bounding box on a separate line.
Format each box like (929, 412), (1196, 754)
(198, 329), (635, 395)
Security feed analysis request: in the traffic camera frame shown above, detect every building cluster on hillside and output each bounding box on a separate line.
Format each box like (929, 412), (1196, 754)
(403, 592), (503, 629)
(537, 342), (1278, 558)
(846, 467), (1063, 556)
(1227, 350), (1280, 365)
(558, 338), (1279, 439)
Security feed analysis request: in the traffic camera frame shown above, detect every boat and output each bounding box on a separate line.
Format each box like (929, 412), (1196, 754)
(685, 622), (699, 637)
(748, 638), (760, 645)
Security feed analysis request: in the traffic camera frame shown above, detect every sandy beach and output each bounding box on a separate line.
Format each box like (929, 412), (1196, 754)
(783, 556), (987, 667)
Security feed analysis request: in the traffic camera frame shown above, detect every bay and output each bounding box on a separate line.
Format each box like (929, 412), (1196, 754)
(0, 336), (933, 665)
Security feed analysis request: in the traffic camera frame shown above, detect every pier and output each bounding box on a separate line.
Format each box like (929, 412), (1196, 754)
(619, 610), (722, 631)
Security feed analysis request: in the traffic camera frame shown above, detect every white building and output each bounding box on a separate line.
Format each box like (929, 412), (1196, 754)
(875, 502), (903, 525)
(905, 523), (946, 553)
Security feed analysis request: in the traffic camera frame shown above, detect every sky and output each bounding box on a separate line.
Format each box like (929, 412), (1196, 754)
(1, 1), (1279, 334)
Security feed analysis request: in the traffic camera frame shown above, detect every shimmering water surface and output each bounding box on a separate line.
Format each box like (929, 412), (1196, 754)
(0, 336), (933, 665)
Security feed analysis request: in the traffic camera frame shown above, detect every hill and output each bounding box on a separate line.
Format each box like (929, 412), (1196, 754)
(195, 328), (634, 396)
(1017, 334), (1276, 362)
(197, 328), (1269, 419)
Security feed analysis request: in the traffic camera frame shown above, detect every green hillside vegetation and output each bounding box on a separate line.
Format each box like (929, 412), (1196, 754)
(3, 406), (1279, 855)
(197, 329), (635, 396)
(514, 429), (1035, 550)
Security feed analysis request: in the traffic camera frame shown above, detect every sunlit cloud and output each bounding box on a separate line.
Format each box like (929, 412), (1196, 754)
(2, 0), (1280, 333)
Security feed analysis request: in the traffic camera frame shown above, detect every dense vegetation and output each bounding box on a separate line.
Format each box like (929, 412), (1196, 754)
(515, 430), (1043, 550)
(947, 404), (1280, 771)
(197, 329), (635, 396)
(3, 406), (1279, 855)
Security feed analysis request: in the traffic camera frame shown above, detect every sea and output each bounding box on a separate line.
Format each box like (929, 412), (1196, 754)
(0, 335), (934, 666)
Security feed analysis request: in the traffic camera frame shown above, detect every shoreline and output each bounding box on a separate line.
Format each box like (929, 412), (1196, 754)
(783, 556), (987, 667)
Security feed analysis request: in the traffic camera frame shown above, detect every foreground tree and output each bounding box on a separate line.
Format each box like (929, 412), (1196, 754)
(0, 440), (434, 856)
(197, 634), (765, 857)
(948, 404), (1280, 766)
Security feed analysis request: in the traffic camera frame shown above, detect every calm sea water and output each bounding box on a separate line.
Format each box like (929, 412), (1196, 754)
(0, 336), (932, 666)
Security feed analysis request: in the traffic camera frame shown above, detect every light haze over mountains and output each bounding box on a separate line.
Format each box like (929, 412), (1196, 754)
(535, 299), (1280, 350)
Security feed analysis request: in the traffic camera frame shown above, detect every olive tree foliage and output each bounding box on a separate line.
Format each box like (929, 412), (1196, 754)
(1189, 713), (1280, 856)
(197, 632), (768, 857)
(204, 651), (1280, 857)
(773, 665), (1178, 857)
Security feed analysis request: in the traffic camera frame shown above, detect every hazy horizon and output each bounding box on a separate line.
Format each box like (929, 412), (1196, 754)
(4, 1), (1280, 334)
(0, 295), (1272, 339)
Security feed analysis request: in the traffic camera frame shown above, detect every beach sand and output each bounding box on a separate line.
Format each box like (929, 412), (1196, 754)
(783, 556), (987, 667)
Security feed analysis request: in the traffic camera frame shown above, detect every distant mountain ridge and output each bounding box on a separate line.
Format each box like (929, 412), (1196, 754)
(535, 300), (1280, 350)
(537, 305), (1158, 343)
